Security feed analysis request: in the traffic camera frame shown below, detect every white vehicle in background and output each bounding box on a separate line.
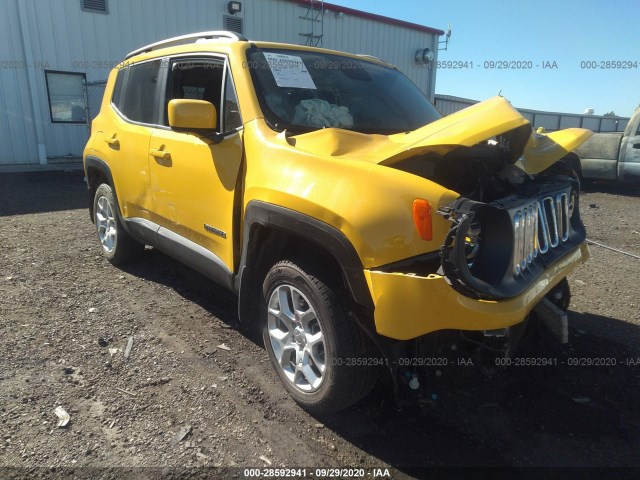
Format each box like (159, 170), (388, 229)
(573, 106), (640, 183)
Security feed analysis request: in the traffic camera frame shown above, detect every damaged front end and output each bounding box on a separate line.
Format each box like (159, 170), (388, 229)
(361, 98), (593, 399)
(286, 96), (594, 404)
(289, 96), (592, 339)
(438, 175), (586, 300)
(383, 96), (592, 303)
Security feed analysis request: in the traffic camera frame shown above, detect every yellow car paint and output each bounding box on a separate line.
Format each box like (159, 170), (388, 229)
(241, 119), (460, 268)
(148, 128), (244, 270)
(85, 38), (592, 342)
(366, 243), (590, 340)
(521, 128), (594, 174)
(288, 96), (592, 173)
(287, 96), (529, 163)
(168, 99), (218, 130)
(85, 68), (155, 220)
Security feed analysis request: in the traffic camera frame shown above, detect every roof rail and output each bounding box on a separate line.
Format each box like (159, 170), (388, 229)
(355, 54), (383, 62)
(125, 31), (247, 60)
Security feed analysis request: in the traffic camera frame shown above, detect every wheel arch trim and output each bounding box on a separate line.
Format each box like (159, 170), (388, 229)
(236, 201), (373, 313)
(84, 155), (122, 221)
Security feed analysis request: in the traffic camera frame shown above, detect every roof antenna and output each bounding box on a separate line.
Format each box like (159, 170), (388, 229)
(438, 23), (452, 51)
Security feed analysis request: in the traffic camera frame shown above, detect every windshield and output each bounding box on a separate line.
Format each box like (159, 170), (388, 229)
(247, 48), (441, 135)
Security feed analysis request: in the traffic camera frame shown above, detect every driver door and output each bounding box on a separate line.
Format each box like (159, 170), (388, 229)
(149, 57), (244, 271)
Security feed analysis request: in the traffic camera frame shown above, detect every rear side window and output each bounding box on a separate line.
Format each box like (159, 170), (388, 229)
(120, 60), (161, 124)
(111, 68), (126, 111)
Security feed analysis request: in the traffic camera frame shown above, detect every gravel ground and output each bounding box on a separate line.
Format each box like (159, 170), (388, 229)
(0, 171), (639, 479)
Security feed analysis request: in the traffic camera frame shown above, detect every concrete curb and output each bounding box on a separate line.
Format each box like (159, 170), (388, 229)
(0, 162), (83, 173)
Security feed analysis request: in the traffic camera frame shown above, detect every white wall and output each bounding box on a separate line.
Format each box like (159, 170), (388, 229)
(0, 0), (440, 165)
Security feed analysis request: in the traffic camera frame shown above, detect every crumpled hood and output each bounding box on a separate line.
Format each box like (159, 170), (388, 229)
(519, 128), (593, 174)
(286, 96), (593, 174)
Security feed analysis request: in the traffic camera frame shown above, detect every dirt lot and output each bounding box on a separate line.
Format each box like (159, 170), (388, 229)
(0, 171), (639, 478)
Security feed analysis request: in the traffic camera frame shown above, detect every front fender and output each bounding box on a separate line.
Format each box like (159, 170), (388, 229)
(237, 200), (372, 309)
(243, 120), (460, 269)
(521, 128), (594, 174)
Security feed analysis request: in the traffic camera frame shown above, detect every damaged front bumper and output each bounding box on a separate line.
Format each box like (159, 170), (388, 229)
(364, 242), (589, 340)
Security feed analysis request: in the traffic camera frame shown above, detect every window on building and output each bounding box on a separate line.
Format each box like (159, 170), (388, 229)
(45, 71), (87, 124)
(81, 0), (108, 14)
(121, 60), (161, 124)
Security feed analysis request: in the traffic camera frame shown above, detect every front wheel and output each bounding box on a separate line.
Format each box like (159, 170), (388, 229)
(262, 260), (378, 414)
(93, 183), (144, 265)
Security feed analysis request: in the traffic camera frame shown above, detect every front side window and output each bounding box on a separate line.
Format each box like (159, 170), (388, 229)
(120, 60), (161, 124)
(246, 48), (441, 134)
(164, 59), (225, 129)
(45, 70), (87, 123)
(223, 68), (242, 131)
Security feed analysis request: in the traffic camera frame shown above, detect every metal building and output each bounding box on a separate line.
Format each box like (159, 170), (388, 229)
(0, 0), (443, 166)
(434, 94), (631, 134)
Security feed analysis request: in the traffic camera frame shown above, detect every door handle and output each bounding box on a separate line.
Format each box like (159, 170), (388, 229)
(104, 134), (119, 147)
(149, 148), (171, 160)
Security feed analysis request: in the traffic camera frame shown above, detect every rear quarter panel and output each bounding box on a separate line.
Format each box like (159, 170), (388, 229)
(83, 68), (154, 219)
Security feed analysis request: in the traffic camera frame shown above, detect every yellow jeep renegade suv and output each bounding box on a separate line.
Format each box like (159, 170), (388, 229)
(84, 31), (591, 413)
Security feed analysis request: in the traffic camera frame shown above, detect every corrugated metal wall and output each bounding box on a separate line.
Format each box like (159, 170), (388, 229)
(0, 0), (439, 165)
(433, 95), (476, 116)
(0, 0), (40, 165)
(434, 94), (630, 133)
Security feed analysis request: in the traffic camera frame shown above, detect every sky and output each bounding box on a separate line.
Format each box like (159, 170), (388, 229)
(334, 0), (640, 117)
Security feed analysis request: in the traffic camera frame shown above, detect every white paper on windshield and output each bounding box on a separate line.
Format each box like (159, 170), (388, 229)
(264, 53), (317, 89)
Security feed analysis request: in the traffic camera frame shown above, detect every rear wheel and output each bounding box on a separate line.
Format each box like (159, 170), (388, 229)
(93, 183), (144, 265)
(262, 259), (378, 414)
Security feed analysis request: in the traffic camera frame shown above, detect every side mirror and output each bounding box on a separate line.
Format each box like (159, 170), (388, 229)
(168, 99), (217, 132)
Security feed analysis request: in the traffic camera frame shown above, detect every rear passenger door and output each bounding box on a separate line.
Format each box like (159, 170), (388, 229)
(149, 56), (244, 271)
(105, 60), (162, 219)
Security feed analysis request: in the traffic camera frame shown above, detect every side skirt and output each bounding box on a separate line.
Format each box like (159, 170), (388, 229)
(123, 217), (234, 291)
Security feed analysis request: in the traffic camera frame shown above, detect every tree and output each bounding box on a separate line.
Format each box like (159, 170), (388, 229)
(603, 111), (617, 117)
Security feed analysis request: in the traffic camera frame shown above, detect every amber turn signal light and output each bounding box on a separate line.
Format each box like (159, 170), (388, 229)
(412, 199), (432, 240)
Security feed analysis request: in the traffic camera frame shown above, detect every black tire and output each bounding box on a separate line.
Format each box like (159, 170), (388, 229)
(261, 259), (378, 414)
(92, 183), (144, 265)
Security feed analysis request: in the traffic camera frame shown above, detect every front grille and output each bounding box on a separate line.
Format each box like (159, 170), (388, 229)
(440, 179), (584, 300)
(512, 191), (571, 276)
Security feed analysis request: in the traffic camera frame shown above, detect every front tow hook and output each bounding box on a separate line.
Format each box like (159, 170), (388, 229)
(533, 297), (569, 344)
